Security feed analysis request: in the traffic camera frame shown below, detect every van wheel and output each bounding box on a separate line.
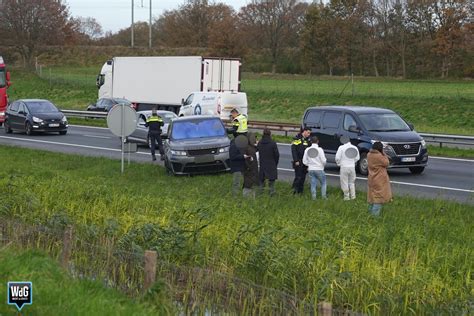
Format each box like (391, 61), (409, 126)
(4, 120), (12, 133)
(357, 152), (368, 176)
(409, 167), (425, 174)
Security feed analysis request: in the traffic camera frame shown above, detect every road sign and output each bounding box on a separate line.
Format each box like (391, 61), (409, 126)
(107, 104), (137, 137)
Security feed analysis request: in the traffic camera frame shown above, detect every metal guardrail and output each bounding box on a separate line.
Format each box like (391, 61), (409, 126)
(61, 110), (474, 149)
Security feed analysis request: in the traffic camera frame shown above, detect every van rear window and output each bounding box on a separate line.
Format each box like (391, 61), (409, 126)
(305, 110), (321, 126)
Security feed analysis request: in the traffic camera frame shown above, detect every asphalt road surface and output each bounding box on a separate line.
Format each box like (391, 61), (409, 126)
(0, 125), (473, 204)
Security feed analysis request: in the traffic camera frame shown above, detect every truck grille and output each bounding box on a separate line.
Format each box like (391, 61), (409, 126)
(187, 148), (218, 156)
(390, 143), (421, 155)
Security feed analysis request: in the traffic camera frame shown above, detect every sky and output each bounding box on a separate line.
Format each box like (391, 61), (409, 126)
(66, 0), (251, 34)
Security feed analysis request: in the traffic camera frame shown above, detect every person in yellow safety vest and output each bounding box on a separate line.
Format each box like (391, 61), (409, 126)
(145, 109), (165, 161)
(227, 108), (248, 137)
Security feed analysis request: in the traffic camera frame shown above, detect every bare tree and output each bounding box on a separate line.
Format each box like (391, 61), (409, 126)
(75, 17), (103, 41)
(0, 0), (76, 66)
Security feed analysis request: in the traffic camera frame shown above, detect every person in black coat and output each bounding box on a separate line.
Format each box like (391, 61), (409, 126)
(243, 133), (259, 198)
(291, 127), (312, 194)
(257, 128), (280, 196)
(229, 138), (246, 196)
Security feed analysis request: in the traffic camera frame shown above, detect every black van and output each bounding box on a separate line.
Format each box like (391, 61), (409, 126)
(302, 106), (428, 175)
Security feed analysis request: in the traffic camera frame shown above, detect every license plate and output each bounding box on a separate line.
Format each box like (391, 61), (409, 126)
(49, 123), (60, 127)
(194, 155), (214, 163)
(402, 157), (416, 162)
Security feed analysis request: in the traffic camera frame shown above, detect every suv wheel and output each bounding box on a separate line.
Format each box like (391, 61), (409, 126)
(409, 166), (425, 174)
(25, 122), (33, 136)
(357, 152), (369, 176)
(4, 120), (12, 133)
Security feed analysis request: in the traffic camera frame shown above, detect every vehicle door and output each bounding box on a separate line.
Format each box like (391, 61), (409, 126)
(17, 103), (28, 130)
(180, 94), (194, 116)
(201, 94), (217, 115)
(319, 111), (343, 154)
(342, 113), (362, 146)
(191, 94), (204, 115)
(134, 113), (149, 141)
(7, 101), (20, 129)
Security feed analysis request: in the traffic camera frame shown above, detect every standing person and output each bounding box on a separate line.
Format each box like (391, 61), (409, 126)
(335, 137), (360, 200)
(367, 142), (392, 216)
(243, 133), (259, 198)
(229, 137), (246, 197)
(291, 127), (311, 195)
(257, 128), (280, 196)
(227, 108), (248, 137)
(303, 136), (327, 200)
(145, 109), (164, 161)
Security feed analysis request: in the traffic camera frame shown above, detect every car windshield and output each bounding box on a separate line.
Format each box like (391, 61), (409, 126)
(0, 68), (5, 88)
(359, 113), (410, 132)
(158, 113), (177, 124)
(26, 101), (59, 113)
(171, 119), (226, 140)
(113, 98), (131, 105)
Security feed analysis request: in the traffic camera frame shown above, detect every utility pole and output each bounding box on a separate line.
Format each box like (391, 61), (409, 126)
(149, 0), (152, 49)
(131, 0), (135, 48)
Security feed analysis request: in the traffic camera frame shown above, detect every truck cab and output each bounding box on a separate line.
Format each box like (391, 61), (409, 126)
(0, 56), (12, 126)
(96, 60), (113, 99)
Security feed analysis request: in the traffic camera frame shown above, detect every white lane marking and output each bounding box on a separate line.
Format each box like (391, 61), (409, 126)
(83, 134), (111, 139)
(70, 125), (109, 130)
(277, 168), (474, 193)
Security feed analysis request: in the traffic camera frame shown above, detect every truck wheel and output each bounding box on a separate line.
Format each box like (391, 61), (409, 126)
(4, 121), (12, 133)
(25, 122), (33, 136)
(357, 152), (369, 176)
(409, 166), (425, 174)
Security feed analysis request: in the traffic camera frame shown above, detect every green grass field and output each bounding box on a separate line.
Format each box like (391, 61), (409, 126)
(8, 67), (474, 135)
(0, 247), (163, 315)
(0, 146), (472, 314)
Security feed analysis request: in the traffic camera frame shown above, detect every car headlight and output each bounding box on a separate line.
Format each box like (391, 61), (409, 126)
(61, 116), (67, 122)
(218, 146), (230, 153)
(421, 139), (426, 149)
(32, 116), (43, 123)
(371, 140), (388, 147)
(171, 150), (187, 156)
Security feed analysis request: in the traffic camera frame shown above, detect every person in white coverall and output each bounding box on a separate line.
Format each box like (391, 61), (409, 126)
(335, 137), (360, 200)
(302, 136), (327, 200)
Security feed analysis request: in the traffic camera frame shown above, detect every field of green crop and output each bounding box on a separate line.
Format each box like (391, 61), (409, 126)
(8, 67), (474, 135)
(0, 145), (472, 314)
(0, 248), (162, 315)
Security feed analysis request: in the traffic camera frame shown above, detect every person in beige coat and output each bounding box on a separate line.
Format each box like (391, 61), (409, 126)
(367, 142), (392, 216)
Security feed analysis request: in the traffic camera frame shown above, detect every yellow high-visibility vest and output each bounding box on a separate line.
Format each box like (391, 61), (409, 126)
(233, 114), (248, 133)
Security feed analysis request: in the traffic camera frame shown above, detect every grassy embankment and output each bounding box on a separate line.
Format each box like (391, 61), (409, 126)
(0, 145), (472, 314)
(0, 247), (163, 315)
(7, 68), (474, 158)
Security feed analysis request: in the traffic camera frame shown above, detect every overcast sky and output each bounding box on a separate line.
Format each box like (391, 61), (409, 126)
(67, 0), (252, 34)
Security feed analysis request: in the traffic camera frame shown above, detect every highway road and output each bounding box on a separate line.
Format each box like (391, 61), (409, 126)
(0, 125), (473, 204)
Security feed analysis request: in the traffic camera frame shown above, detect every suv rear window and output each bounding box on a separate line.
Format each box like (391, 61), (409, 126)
(322, 112), (341, 129)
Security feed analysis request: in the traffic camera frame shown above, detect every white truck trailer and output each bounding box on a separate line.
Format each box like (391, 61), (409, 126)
(96, 56), (241, 113)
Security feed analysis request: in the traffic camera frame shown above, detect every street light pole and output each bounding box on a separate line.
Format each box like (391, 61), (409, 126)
(149, 0), (152, 49)
(131, 0), (135, 48)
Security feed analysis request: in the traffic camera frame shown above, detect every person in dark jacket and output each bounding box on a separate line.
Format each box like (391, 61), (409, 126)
(229, 137), (246, 196)
(257, 128), (280, 196)
(145, 108), (164, 161)
(291, 127), (312, 194)
(243, 133), (259, 198)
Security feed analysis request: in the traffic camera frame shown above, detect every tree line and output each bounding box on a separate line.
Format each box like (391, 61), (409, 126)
(1, 0), (472, 78)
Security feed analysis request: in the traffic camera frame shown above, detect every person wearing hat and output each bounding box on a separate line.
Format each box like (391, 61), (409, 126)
(302, 136), (327, 200)
(291, 127), (312, 195)
(227, 108), (248, 137)
(145, 108), (164, 161)
(335, 137), (360, 200)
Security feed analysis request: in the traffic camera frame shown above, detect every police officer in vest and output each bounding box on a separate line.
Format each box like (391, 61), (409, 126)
(145, 108), (164, 161)
(227, 108), (248, 137)
(291, 127), (312, 194)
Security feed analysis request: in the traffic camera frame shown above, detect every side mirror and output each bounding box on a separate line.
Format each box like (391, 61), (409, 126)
(348, 125), (361, 134)
(181, 98), (185, 106)
(408, 123), (414, 130)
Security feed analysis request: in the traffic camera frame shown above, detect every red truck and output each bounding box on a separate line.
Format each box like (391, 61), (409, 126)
(0, 56), (12, 126)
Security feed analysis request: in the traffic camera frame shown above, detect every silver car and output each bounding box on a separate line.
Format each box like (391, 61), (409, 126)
(126, 110), (177, 146)
(163, 116), (231, 175)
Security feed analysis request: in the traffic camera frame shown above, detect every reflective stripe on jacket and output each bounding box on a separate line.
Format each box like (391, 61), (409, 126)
(233, 114), (248, 133)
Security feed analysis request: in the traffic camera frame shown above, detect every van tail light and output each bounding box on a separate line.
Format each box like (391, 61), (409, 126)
(131, 102), (138, 110)
(217, 98), (221, 114)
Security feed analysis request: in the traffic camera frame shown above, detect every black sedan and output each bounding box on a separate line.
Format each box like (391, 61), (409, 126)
(4, 99), (68, 135)
(87, 98), (132, 112)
